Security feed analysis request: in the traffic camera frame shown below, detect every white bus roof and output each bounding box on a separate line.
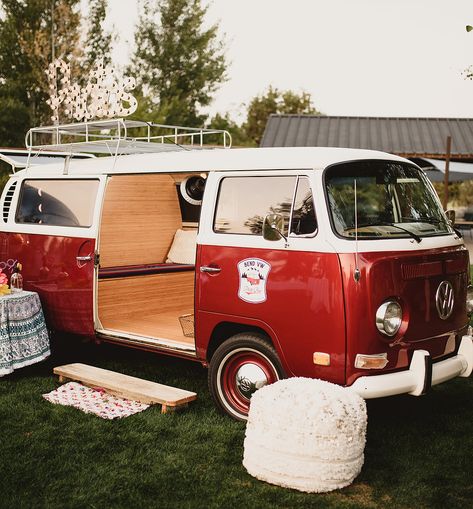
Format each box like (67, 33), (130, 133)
(12, 146), (411, 177)
(0, 148), (94, 172)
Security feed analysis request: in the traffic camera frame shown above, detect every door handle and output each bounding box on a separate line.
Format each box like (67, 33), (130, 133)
(200, 266), (221, 274)
(76, 255), (92, 262)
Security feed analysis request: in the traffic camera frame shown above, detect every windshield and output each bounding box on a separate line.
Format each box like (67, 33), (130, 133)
(325, 160), (453, 240)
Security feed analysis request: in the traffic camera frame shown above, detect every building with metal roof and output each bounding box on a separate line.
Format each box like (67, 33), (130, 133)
(261, 115), (473, 159)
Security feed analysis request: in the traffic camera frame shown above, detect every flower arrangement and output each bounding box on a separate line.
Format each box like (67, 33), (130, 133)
(0, 268), (11, 296)
(10, 262), (23, 293)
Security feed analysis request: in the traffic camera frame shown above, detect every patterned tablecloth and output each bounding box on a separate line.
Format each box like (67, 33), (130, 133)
(0, 291), (50, 376)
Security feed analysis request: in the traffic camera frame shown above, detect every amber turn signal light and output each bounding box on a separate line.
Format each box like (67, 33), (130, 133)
(313, 352), (330, 366)
(355, 353), (389, 370)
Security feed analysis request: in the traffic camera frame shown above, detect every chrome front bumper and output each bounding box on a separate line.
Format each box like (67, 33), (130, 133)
(349, 334), (473, 399)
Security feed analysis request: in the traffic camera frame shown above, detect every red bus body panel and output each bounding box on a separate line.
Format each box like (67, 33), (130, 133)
(0, 232), (95, 336)
(340, 245), (469, 385)
(196, 242), (469, 387)
(195, 244), (347, 384)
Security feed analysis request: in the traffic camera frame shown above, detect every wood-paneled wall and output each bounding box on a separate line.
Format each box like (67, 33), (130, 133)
(99, 174), (182, 267)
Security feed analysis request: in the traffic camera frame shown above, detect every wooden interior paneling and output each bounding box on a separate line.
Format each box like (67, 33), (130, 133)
(99, 174), (182, 267)
(98, 271), (195, 343)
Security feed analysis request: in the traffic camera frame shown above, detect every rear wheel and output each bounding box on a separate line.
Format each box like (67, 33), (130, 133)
(208, 333), (285, 421)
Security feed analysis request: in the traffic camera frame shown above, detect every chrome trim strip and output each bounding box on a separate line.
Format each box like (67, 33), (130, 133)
(96, 328), (197, 356)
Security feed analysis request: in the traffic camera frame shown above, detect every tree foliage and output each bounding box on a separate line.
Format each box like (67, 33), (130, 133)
(206, 112), (249, 147)
(0, 0), (82, 144)
(83, 0), (113, 70)
(243, 86), (322, 146)
(129, 0), (227, 127)
(433, 180), (473, 208)
(208, 87), (322, 147)
(464, 25), (473, 78)
(0, 96), (30, 147)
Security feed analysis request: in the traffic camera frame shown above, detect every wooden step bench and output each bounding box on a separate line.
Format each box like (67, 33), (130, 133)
(53, 363), (197, 414)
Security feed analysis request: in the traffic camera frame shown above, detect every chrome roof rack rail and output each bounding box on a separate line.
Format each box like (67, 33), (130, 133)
(25, 118), (232, 157)
(0, 148), (94, 174)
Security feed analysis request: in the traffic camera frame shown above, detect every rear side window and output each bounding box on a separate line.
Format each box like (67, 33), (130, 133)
(213, 175), (317, 236)
(16, 179), (99, 227)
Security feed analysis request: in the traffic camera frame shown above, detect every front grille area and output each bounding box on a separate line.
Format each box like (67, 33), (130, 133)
(402, 261), (442, 280)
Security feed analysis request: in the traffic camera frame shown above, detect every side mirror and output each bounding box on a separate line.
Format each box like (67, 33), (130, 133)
(445, 209), (456, 226)
(263, 213), (287, 242)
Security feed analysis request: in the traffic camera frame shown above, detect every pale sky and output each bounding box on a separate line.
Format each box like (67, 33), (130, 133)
(104, 0), (473, 122)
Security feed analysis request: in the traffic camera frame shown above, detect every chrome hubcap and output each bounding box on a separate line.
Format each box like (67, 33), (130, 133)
(235, 363), (268, 398)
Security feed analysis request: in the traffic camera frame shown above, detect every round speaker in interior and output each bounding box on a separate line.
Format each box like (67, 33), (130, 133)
(180, 175), (206, 206)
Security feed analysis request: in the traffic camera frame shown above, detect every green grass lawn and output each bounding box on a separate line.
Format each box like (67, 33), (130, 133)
(1, 335), (472, 509)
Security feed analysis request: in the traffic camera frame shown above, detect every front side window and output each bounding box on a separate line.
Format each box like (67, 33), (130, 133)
(213, 175), (317, 236)
(290, 177), (317, 236)
(16, 179), (99, 227)
(325, 160), (453, 239)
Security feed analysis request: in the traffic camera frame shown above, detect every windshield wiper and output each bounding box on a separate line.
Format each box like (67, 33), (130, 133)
(353, 222), (422, 243)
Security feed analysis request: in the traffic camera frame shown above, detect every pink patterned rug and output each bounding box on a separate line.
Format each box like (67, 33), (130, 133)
(43, 382), (150, 419)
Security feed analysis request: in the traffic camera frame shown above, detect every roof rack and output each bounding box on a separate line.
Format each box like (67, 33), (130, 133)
(25, 118), (232, 157)
(0, 148), (94, 173)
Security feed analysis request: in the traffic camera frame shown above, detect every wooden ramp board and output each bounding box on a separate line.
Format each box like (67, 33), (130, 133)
(53, 363), (197, 414)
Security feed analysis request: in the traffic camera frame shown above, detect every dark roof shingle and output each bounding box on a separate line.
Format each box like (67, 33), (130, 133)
(261, 115), (473, 158)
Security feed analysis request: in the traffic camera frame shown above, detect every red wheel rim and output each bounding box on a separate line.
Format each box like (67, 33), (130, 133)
(221, 350), (279, 416)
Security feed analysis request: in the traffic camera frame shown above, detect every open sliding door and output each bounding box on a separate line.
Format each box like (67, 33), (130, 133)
(1, 175), (107, 337)
(95, 174), (197, 356)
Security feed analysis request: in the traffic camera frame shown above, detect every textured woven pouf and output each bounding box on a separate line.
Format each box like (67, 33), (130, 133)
(243, 377), (367, 493)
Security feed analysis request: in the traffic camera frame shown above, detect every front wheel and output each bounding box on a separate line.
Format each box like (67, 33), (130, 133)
(208, 333), (285, 421)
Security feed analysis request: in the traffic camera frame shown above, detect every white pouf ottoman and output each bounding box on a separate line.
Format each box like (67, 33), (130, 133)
(243, 377), (367, 493)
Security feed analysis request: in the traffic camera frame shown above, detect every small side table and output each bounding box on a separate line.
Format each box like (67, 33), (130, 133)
(0, 291), (50, 376)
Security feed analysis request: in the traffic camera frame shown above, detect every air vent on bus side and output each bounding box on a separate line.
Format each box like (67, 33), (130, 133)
(3, 181), (17, 223)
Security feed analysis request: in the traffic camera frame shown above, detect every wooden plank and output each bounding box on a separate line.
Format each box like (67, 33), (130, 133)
(53, 363), (197, 408)
(100, 174), (182, 267)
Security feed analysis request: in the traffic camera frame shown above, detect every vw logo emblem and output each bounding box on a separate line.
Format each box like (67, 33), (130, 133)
(237, 376), (253, 396)
(435, 280), (454, 320)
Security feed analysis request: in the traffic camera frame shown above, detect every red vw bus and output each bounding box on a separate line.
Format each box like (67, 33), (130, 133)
(1, 120), (472, 420)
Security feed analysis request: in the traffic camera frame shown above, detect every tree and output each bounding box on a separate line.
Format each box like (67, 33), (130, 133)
(83, 0), (114, 70)
(0, 0), (82, 145)
(207, 88), (322, 148)
(0, 94), (30, 147)
(129, 0), (227, 127)
(465, 25), (473, 79)
(206, 112), (248, 147)
(243, 86), (322, 146)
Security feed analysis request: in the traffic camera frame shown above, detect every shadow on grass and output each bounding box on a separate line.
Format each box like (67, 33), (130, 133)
(1, 335), (472, 509)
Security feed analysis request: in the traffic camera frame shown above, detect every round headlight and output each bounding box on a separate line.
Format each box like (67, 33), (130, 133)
(466, 286), (473, 315)
(376, 300), (402, 337)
